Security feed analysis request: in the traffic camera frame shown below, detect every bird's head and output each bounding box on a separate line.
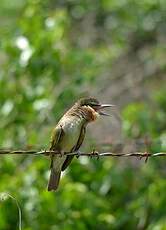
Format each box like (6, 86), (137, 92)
(76, 97), (114, 122)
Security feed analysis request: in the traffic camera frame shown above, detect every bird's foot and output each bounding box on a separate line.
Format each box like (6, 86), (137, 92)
(48, 148), (58, 157)
(91, 149), (100, 160)
(59, 150), (65, 157)
(76, 151), (82, 158)
(139, 151), (149, 163)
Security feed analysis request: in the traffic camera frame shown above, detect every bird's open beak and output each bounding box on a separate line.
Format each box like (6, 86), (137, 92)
(98, 104), (115, 116)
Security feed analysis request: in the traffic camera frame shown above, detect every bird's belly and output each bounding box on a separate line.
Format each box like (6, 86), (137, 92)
(61, 122), (82, 152)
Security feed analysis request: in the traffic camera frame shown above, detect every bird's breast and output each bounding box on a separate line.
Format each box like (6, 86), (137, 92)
(58, 116), (84, 152)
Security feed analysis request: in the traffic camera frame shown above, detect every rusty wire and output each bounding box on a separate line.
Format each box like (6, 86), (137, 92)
(0, 149), (165, 160)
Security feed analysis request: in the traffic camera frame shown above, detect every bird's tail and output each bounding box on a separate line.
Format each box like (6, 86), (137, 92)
(48, 169), (61, 191)
(47, 156), (61, 191)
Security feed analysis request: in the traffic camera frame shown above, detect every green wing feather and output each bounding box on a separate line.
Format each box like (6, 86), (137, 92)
(49, 125), (64, 168)
(50, 125), (64, 151)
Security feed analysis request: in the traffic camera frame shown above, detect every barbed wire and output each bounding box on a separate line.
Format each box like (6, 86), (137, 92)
(0, 149), (165, 160)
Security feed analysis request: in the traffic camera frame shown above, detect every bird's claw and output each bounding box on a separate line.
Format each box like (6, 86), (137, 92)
(59, 151), (65, 157)
(90, 149), (100, 160)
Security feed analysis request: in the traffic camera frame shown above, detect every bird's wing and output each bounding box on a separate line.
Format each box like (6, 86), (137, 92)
(49, 125), (65, 170)
(61, 125), (86, 171)
(50, 125), (64, 151)
(74, 126), (86, 152)
(48, 125), (65, 191)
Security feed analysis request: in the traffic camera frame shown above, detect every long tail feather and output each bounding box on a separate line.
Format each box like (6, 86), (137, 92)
(48, 169), (61, 191)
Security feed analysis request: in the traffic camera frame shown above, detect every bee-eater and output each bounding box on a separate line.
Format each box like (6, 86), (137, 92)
(48, 97), (113, 191)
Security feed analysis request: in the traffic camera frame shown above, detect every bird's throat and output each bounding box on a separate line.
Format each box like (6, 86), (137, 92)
(67, 105), (98, 123)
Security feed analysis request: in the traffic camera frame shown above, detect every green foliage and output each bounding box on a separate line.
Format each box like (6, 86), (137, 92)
(122, 87), (166, 152)
(0, 0), (166, 229)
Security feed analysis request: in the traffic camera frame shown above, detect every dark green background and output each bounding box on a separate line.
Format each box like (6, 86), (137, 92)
(0, 0), (166, 229)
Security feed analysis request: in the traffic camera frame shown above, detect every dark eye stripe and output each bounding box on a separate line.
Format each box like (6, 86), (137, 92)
(91, 103), (100, 106)
(84, 103), (99, 107)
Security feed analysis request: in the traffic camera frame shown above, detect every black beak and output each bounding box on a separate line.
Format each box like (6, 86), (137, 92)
(98, 104), (115, 116)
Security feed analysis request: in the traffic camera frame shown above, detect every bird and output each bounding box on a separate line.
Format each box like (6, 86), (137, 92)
(48, 97), (113, 191)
